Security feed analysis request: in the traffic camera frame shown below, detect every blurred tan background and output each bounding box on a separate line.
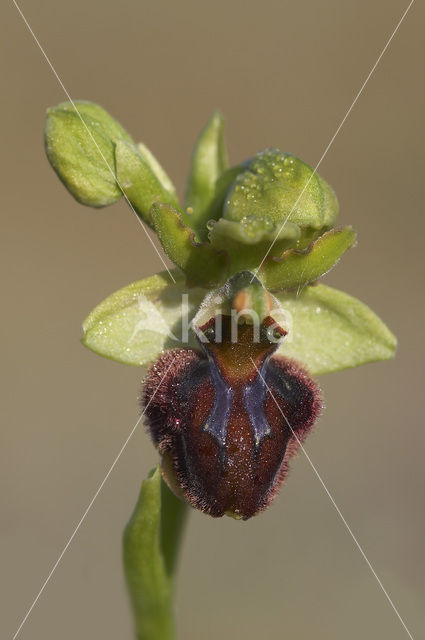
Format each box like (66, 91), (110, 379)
(1, 1), (424, 638)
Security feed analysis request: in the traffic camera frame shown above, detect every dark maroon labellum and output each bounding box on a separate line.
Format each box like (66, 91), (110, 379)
(142, 312), (321, 520)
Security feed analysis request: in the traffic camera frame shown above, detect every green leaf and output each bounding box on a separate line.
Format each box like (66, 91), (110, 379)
(184, 111), (228, 232)
(81, 269), (207, 366)
(115, 141), (180, 227)
(123, 466), (187, 640)
(45, 100), (133, 207)
(275, 284), (397, 375)
(151, 203), (228, 287)
(260, 227), (357, 291)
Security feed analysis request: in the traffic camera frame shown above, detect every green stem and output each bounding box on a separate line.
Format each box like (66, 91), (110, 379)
(123, 467), (188, 640)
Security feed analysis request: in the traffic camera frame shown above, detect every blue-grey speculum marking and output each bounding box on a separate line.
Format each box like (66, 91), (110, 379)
(202, 353), (272, 451)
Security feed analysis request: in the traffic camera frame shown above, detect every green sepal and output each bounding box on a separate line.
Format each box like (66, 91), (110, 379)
(260, 226), (357, 291)
(115, 141), (180, 227)
(276, 284), (397, 374)
(81, 269), (206, 366)
(82, 270), (396, 375)
(123, 466), (187, 640)
(45, 100), (133, 207)
(151, 203), (228, 287)
(184, 111), (228, 233)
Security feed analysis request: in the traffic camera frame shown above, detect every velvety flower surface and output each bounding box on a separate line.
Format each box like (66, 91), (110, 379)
(143, 309), (321, 519)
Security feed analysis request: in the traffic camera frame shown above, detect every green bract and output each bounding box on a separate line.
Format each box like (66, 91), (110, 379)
(184, 111), (228, 235)
(150, 204), (228, 287)
(260, 226), (357, 291)
(115, 141), (179, 227)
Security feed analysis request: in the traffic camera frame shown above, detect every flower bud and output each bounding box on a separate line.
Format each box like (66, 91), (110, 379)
(210, 148), (339, 259)
(45, 101), (133, 207)
(228, 150), (338, 237)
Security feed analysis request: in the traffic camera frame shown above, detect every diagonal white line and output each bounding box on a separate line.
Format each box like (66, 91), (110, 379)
(12, 0), (176, 284)
(10, 0), (415, 638)
(12, 355), (176, 640)
(250, 357), (415, 640)
(251, 0), (415, 282)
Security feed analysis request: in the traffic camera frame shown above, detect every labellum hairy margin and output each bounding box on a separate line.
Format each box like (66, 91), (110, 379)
(142, 273), (322, 519)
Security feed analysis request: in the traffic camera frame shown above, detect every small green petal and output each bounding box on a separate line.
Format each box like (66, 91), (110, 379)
(45, 100), (133, 207)
(115, 141), (180, 227)
(81, 270), (206, 366)
(276, 284), (397, 375)
(184, 111), (228, 233)
(260, 227), (357, 291)
(151, 203), (228, 287)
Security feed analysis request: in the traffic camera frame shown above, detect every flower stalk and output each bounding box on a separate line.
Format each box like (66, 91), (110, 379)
(123, 467), (187, 640)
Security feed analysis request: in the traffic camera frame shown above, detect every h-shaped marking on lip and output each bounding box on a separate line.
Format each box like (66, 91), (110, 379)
(202, 353), (272, 451)
(201, 352), (233, 447)
(242, 360), (272, 449)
